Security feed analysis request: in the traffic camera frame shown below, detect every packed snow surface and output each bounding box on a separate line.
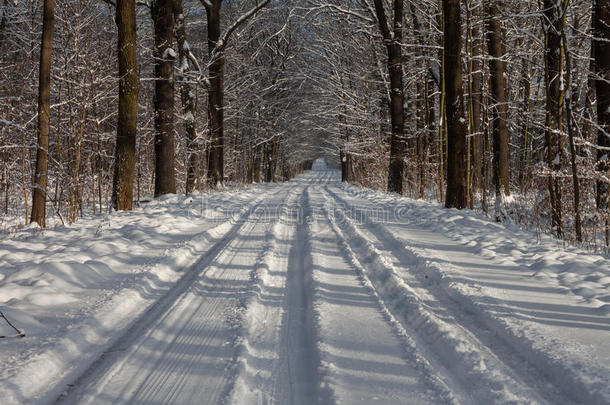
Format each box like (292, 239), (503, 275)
(0, 159), (608, 404)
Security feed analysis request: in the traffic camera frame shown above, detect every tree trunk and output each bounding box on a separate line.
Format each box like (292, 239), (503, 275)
(594, 0), (610, 244)
(206, 0), (224, 188)
(443, 0), (467, 209)
(372, 0), (406, 195)
(265, 140), (276, 182)
(563, 32), (582, 242)
(468, 1), (483, 206)
(31, 0), (55, 227)
(111, 0), (139, 211)
(409, 2), (434, 198)
(252, 143), (261, 183)
(485, 0), (510, 220)
(518, 57), (532, 191)
(341, 126), (351, 182)
(174, 0), (198, 194)
(246, 135), (253, 183)
(543, 0), (566, 236)
(0, 0), (7, 45)
(202, 0), (269, 187)
(152, 0), (176, 197)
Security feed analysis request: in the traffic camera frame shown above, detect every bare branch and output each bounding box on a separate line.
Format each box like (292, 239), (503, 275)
(218, 0), (272, 52)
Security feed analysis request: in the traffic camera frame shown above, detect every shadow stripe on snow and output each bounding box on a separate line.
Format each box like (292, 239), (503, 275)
(324, 185), (581, 405)
(42, 187), (285, 405)
(326, 185), (610, 405)
(295, 186), (337, 405)
(224, 186), (304, 404)
(318, 188), (456, 405)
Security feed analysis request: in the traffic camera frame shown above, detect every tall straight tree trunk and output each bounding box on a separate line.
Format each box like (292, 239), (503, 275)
(252, 144), (261, 183)
(152, 0), (176, 197)
(31, 0), (55, 226)
(340, 149), (351, 182)
(563, 32), (582, 242)
(469, 5), (483, 206)
(485, 0), (510, 220)
(443, 0), (467, 209)
(425, 74), (436, 196)
(409, 2), (435, 198)
(201, 0), (269, 188)
(0, 0), (7, 45)
(112, 0), (139, 211)
(340, 123), (351, 183)
(206, 0), (224, 188)
(542, 0), (566, 237)
(416, 79), (427, 197)
(174, 0), (198, 194)
(372, 0), (406, 195)
(518, 58), (532, 191)
(594, 0), (610, 245)
(265, 139), (277, 182)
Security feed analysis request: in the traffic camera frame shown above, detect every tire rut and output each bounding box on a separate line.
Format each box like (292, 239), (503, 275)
(324, 185), (578, 405)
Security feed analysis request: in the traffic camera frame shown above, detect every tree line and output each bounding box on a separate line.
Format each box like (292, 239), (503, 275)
(1, 0), (312, 228)
(0, 0), (609, 248)
(305, 0), (609, 248)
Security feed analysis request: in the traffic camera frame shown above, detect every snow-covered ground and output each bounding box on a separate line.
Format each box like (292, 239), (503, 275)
(0, 159), (608, 404)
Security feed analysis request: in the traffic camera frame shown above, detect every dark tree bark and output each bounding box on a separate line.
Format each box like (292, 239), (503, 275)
(409, 2), (434, 198)
(252, 143), (261, 183)
(518, 57), (532, 191)
(31, 0), (55, 226)
(372, 0), (406, 195)
(542, 0), (566, 236)
(265, 139), (277, 182)
(202, 0), (270, 188)
(467, 2), (483, 204)
(594, 0), (610, 244)
(0, 0), (7, 45)
(563, 33), (582, 242)
(111, 0), (139, 211)
(425, 74), (436, 195)
(340, 125), (352, 183)
(152, 0), (176, 197)
(173, 0), (198, 194)
(485, 0), (510, 219)
(205, 0), (224, 189)
(340, 148), (351, 183)
(443, 0), (467, 209)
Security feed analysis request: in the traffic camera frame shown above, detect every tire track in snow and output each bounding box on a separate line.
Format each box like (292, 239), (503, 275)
(130, 187), (294, 405)
(318, 188), (458, 405)
(54, 186), (286, 405)
(0, 187), (275, 405)
(325, 184), (602, 405)
(306, 184), (443, 404)
(225, 184), (306, 404)
(226, 173), (334, 404)
(273, 183), (330, 405)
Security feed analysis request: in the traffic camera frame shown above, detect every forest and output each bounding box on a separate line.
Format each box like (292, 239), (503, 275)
(0, 0), (609, 249)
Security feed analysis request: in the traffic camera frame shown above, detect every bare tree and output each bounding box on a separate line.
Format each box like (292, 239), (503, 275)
(485, 0), (510, 219)
(542, 0), (568, 236)
(173, 0), (199, 194)
(152, 0), (176, 196)
(112, 0), (139, 210)
(31, 0), (55, 226)
(371, 0), (406, 194)
(201, 0), (271, 189)
(594, 0), (610, 244)
(444, 0), (467, 209)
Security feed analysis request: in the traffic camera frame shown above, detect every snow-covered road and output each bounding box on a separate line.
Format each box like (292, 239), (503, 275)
(1, 161), (609, 404)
